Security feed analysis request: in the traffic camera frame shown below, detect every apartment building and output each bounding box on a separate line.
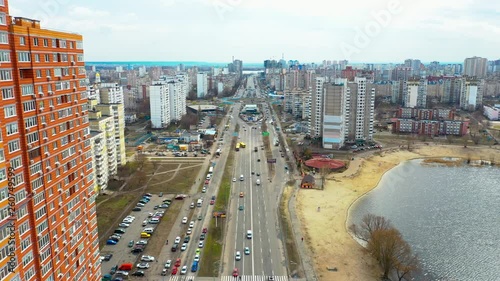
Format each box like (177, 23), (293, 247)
(149, 83), (170, 128)
(196, 72), (208, 98)
(392, 119), (468, 136)
(344, 77), (375, 142)
(149, 75), (187, 128)
(463, 56), (488, 78)
(168, 74), (188, 122)
(322, 79), (346, 149)
(309, 77), (325, 137)
(89, 131), (108, 191)
(96, 104), (126, 166)
(88, 102), (117, 178)
(0, 9), (100, 281)
(459, 78), (484, 111)
(483, 105), (500, 121)
(403, 78), (427, 108)
(98, 83), (123, 104)
(283, 90), (309, 119)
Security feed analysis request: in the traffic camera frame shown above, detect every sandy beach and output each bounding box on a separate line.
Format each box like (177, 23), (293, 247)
(295, 144), (500, 281)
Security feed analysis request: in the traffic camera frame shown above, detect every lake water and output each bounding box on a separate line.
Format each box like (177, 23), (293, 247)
(348, 159), (500, 281)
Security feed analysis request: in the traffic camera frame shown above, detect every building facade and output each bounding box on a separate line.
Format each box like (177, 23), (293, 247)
(309, 77), (325, 138)
(403, 78), (427, 108)
(459, 78), (484, 111)
(463, 56), (488, 78)
(0, 8), (100, 281)
(322, 79), (346, 149)
(344, 77), (375, 142)
(196, 72), (208, 98)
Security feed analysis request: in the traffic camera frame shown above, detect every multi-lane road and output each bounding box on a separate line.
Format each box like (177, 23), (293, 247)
(219, 77), (290, 281)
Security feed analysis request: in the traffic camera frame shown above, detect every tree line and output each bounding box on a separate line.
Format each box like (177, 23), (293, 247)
(349, 214), (420, 281)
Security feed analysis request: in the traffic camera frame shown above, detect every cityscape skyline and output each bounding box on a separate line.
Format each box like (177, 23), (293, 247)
(10, 0), (500, 62)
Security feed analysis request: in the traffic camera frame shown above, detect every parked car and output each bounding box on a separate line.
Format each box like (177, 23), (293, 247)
(103, 254), (113, 261)
(131, 271), (145, 277)
(118, 223), (130, 228)
(106, 240), (117, 245)
(132, 207), (142, 212)
(141, 255), (155, 262)
(136, 262), (150, 269)
(164, 260), (172, 269)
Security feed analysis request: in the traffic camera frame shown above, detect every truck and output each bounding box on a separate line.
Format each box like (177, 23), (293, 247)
(208, 166), (214, 174)
(197, 199), (203, 207)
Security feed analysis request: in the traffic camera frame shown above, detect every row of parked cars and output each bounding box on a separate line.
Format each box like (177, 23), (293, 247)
(103, 193), (171, 280)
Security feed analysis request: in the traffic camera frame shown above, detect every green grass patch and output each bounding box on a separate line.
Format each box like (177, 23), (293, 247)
(199, 125), (238, 276)
(279, 186), (303, 277)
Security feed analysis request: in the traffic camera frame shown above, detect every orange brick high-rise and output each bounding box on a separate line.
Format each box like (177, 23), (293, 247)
(0, 1), (101, 280)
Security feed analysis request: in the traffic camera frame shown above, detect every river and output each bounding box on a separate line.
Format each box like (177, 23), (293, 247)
(348, 159), (500, 281)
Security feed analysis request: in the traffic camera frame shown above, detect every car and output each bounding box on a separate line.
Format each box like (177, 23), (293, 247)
(202, 186), (207, 193)
(239, 192), (244, 198)
(211, 195), (216, 200)
(190, 202), (195, 209)
(186, 228), (192, 235)
(198, 214), (203, 220)
(171, 243), (179, 252)
(171, 267), (178, 275)
(181, 243), (187, 251)
(210, 200), (215, 205)
(194, 254), (200, 262)
(144, 193), (153, 197)
(232, 178), (236, 182)
(235, 251), (241, 261)
(136, 240), (148, 245)
(108, 236), (120, 242)
(181, 217), (188, 224)
(180, 266), (187, 275)
(147, 212), (154, 218)
(136, 263), (150, 269)
(239, 205), (244, 211)
(131, 271), (145, 277)
(125, 215), (135, 220)
(198, 241), (204, 248)
(110, 265), (118, 275)
(174, 236), (181, 244)
(189, 221), (194, 228)
(202, 228), (207, 233)
(164, 260), (172, 268)
(196, 248), (201, 255)
(118, 223), (130, 228)
(251, 171), (255, 175)
(122, 219), (133, 224)
(115, 270), (129, 277)
(257, 159), (261, 162)
(244, 247), (250, 255)
(174, 258), (181, 267)
(159, 192), (163, 197)
(161, 269), (168, 276)
(106, 240), (117, 245)
(204, 180), (209, 184)
(159, 204), (169, 208)
(104, 254), (113, 261)
(136, 203), (145, 207)
(232, 268), (239, 277)
(114, 228), (126, 234)
(184, 236), (191, 243)
(256, 172), (260, 176)
(132, 207), (142, 212)
(141, 255), (155, 262)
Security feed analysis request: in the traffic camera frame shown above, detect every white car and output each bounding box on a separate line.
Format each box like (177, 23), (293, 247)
(174, 236), (181, 244)
(180, 266), (187, 275)
(125, 216), (135, 221)
(115, 270), (129, 276)
(194, 254), (200, 262)
(136, 240), (148, 245)
(198, 241), (204, 248)
(137, 262), (150, 269)
(235, 251), (241, 261)
(164, 260), (172, 269)
(122, 218), (133, 224)
(202, 186), (207, 193)
(118, 223), (130, 228)
(181, 217), (188, 224)
(181, 243), (187, 251)
(141, 255), (155, 262)
(189, 221), (195, 228)
(232, 178), (236, 182)
(186, 229), (192, 235)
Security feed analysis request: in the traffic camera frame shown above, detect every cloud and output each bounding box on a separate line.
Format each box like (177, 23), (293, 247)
(68, 6), (110, 17)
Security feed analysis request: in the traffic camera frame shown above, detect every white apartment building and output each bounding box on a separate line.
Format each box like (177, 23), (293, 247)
(459, 78), (484, 111)
(403, 79), (427, 108)
(309, 77), (326, 137)
(197, 72), (208, 98)
(90, 131), (108, 191)
(150, 83), (171, 128)
(284, 90), (309, 119)
(344, 77), (376, 142)
(99, 82), (124, 104)
(463, 56), (488, 78)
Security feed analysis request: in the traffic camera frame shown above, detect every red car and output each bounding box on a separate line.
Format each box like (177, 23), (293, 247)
(205, 180), (210, 185)
(210, 200), (215, 205)
(202, 228), (207, 233)
(171, 267), (178, 275)
(174, 258), (181, 267)
(232, 268), (239, 277)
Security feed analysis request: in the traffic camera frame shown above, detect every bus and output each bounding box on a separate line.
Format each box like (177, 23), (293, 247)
(235, 143), (240, 151)
(239, 142), (246, 148)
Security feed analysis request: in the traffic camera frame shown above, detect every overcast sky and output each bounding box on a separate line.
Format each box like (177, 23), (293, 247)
(9, 0), (500, 63)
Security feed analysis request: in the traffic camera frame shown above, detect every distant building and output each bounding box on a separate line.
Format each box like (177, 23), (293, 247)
(243, 104), (258, 114)
(463, 56), (488, 78)
(459, 77), (484, 111)
(197, 72), (208, 98)
(403, 78), (427, 108)
(99, 82), (124, 104)
(149, 83), (171, 128)
(483, 105), (500, 120)
(392, 119), (468, 136)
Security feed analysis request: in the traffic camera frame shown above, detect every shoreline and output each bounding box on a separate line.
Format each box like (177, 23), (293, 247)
(295, 144), (500, 281)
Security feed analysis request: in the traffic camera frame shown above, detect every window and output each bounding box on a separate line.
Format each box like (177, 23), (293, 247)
(8, 140), (20, 153)
(52, 53), (58, 62)
(33, 38), (39, 46)
(3, 105), (16, 118)
(0, 149), (3, 162)
(10, 156), (22, 170)
(21, 84), (34, 96)
(54, 68), (61, 77)
(23, 101), (36, 112)
(77, 54), (84, 62)
(0, 13), (5, 25)
(26, 132), (39, 144)
(36, 70), (42, 78)
(44, 54), (50, 62)
(43, 38), (48, 47)
(35, 54), (40, 62)
(0, 51), (9, 62)
(58, 40), (66, 48)
(0, 32), (7, 43)
(6, 122), (18, 135)
(19, 37), (25, 45)
(0, 168), (5, 181)
(76, 41), (83, 49)
(1, 87), (13, 99)
(0, 70), (11, 81)
(25, 116), (38, 128)
(51, 39), (57, 47)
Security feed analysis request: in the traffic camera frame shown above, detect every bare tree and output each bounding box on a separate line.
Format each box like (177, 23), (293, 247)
(393, 239), (420, 281)
(179, 113), (198, 129)
(319, 166), (329, 190)
(349, 213), (392, 242)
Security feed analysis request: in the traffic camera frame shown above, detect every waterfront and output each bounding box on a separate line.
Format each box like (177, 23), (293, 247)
(348, 159), (500, 281)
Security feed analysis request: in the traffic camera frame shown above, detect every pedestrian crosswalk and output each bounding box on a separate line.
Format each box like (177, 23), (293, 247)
(220, 276), (289, 281)
(167, 276), (196, 281)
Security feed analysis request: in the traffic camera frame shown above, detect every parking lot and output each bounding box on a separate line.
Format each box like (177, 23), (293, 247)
(100, 194), (175, 279)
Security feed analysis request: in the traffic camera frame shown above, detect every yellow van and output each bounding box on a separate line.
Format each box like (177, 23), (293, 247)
(140, 232), (151, 238)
